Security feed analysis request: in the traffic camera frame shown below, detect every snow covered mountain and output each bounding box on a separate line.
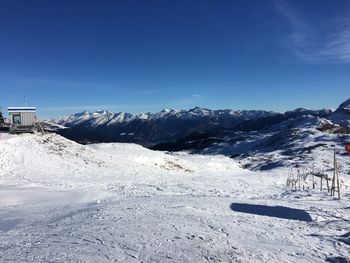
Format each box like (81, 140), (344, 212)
(50, 99), (350, 171)
(53, 106), (333, 146)
(152, 114), (349, 170)
(328, 98), (350, 129)
(148, 99), (350, 170)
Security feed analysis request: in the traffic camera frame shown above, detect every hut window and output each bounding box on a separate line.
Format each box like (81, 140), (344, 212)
(13, 114), (21, 124)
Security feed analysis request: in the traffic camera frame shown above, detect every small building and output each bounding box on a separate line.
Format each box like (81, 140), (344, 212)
(0, 107), (10, 132)
(8, 107), (36, 133)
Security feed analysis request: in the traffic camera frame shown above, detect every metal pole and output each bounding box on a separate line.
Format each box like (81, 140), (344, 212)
(336, 152), (340, 200)
(331, 150), (335, 196)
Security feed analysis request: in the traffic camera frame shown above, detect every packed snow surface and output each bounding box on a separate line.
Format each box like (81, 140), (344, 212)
(0, 134), (349, 262)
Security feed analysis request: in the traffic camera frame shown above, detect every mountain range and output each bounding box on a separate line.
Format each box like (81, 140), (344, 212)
(53, 108), (281, 145)
(52, 106), (337, 144)
(50, 99), (350, 170)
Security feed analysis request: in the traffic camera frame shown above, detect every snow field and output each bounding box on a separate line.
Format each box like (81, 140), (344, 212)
(0, 133), (349, 262)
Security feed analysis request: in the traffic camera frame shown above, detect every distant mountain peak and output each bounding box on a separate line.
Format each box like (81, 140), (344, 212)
(326, 98), (350, 129)
(160, 108), (178, 113)
(338, 98), (350, 112)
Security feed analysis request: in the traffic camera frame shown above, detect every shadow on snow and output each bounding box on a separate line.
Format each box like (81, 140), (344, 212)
(230, 203), (313, 222)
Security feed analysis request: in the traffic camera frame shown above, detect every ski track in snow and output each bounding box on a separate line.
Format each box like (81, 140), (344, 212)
(0, 134), (349, 262)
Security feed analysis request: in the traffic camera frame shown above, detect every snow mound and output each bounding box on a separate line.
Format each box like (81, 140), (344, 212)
(0, 134), (242, 189)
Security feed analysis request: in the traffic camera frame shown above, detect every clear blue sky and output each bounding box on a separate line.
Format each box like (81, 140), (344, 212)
(1, 0), (349, 118)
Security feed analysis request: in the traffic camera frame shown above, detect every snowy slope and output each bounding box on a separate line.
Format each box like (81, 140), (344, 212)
(0, 133), (349, 262)
(209, 115), (350, 170)
(152, 114), (350, 172)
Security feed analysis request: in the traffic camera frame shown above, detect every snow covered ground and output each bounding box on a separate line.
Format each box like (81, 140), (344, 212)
(0, 133), (349, 262)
